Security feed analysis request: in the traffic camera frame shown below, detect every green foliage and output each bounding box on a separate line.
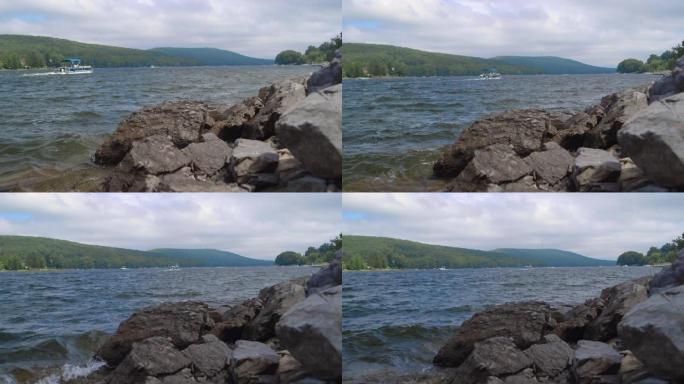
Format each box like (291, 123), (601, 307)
(149, 248), (272, 267)
(302, 234), (342, 265)
(342, 236), (611, 270)
(276, 34), (341, 65)
(275, 251), (305, 266)
(345, 254), (366, 270)
(147, 48), (272, 66)
(617, 251), (646, 266)
(3, 255), (23, 270)
(494, 56), (614, 74)
(617, 59), (646, 74)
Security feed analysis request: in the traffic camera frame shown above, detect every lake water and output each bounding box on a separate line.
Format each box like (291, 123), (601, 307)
(0, 266), (316, 384)
(342, 74), (660, 191)
(0, 66), (314, 191)
(342, 266), (659, 383)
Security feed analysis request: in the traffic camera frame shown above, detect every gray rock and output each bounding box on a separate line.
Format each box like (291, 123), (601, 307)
(230, 340), (279, 383)
(181, 136), (232, 176)
(553, 105), (604, 150)
(619, 158), (656, 192)
(118, 135), (189, 175)
(160, 368), (196, 384)
(243, 279), (307, 341)
(455, 337), (532, 383)
(231, 139), (278, 162)
(243, 79), (307, 140)
(158, 170), (244, 192)
(523, 143), (574, 185)
(572, 147), (621, 191)
(590, 89), (648, 148)
(649, 249), (684, 294)
(106, 337), (190, 384)
(229, 139), (279, 184)
(572, 340), (621, 384)
(181, 334), (231, 378)
(306, 250), (342, 295)
(503, 368), (539, 384)
(451, 144), (532, 191)
(584, 276), (650, 341)
(97, 301), (213, 366)
(307, 57), (341, 93)
(619, 92), (684, 189)
(649, 60), (684, 102)
(618, 285), (684, 381)
(210, 96), (263, 141)
(523, 334), (574, 377)
(555, 297), (604, 342)
(276, 84), (342, 180)
(284, 176), (328, 192)
(276, 286), (342, 380)
(212, 298), (262, 343)
(434, 301), (555, 367)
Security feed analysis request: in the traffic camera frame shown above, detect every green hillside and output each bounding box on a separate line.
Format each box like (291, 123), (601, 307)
(342, 43), (539, 78)
(148, 47), (273, 66)
(342, 235), (614, 270)
(149, 248), (272, 267)
(0, 35), (199, 68)
(493, 56), (614, 74)
(492, 248), (614, 267)
(0, 235), (271, 270)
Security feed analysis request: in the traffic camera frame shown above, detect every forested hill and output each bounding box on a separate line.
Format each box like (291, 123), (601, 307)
(0, 235), (271, 270)
(341, 43), (615, 78)
(493, 56), (614, 74)
(342, 235), (614, 270)
(0, 35), (272, 69)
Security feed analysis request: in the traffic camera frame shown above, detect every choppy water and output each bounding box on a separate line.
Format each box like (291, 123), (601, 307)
(342, 266), (659, 383)
(0, 66), (314, 190)
(0, 266), (316, 384)
(342, 74), (660, 191)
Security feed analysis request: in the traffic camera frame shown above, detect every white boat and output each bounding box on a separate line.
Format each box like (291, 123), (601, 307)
(438, 267), (447, 271)
(120, 266), (128, 270)
(55, 58), (93, 75)
(479, 71), (502, 80)
(167, 264), (180, 271)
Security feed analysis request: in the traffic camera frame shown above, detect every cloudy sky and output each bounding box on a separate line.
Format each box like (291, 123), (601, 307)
(343, 0), (684, 67)
(0, 194), (341, 260)
(0, 0), (341, 58)
(343, 194), (684, 260)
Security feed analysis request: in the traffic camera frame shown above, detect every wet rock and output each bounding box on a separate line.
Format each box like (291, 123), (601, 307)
(572, 147), (621, 191)
(95, 101), (209, 165)
(306, 250), (342, 295)
(243, 279), (307, 341)
(181, 134), (232, 176)
(618, 285), (684, 381)
(230, 340), (279, 383)
(243, 79), (307, 140)
(455, 337), (532, 384)
(181, 334), (231, 378)
(649, 249), (684, 294)
(619, 92), (684, 189)
(523, 334), (574, 377)
(572, 340), (621, 384)
(434, 301), (555, 367)
(584, 277), (650, 341)
(523, 142), (574, 187)
(648, 57), (684, 102)
(106, 337), (190, 384)
(276, 84), (342, 181)
(434, 109), (558, 178)
(97, 301), (213, 366)
(276, 286), (342, 380)
(117, 135), (190, 175)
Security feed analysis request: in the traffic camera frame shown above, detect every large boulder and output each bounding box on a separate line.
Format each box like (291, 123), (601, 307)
(523, 334), (574, 378)
(210, 96), (263, 142)
(649, 57), (684, 102)
(618, 92), (684, 189)
(523, 142), (574, 188)
(450, 144), (532, 191)
(434, 109), (558, 178)
(584, 276), (650, 341)
(97, 302), (213, 366)
(618, 285), (684, 381)
(181, 334), (232, 379)
(572, 147), (621, 192)
(572, 340), (621, 384)
(242, 78), (307, 140)
(434, 301), (556, 367)
(276, 84), (342, 181)
(230, 340), (279, 383)
(117, 135), (190, 175)
(306, 250), (342, 295)
(586, 88), (648, 148)
(212, 298), (262, 343)
(307, 53), (342, 93)
(243, 279), (307, 341)
(181, 133), (232, 176)
(228, 139), (279, 184)
(106, 337), (190, 384)
(454, 337), (532, 384)
(95, 101), (210, 165)
(276, 286), (342, 380)
(553, 105), (604, 150)
(649, 249), (684, 294)
(555, 297), (604, 342)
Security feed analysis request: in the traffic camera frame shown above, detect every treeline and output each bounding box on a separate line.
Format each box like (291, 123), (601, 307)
(617, 233), (684, 266)
(617, 40), (684, 73)
(274, 234), (342, 266)
(341, 43), (539, 78)
(275, 34), (342, 65)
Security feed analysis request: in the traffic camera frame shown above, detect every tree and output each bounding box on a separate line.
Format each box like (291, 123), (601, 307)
(617, 59), (645, 73)
(4, 255), (23, 270)
(345, 254), (366, 270)
(275, 251), (304, 266)
(275, 50), (305, 65)
(617, 251), (646, 266)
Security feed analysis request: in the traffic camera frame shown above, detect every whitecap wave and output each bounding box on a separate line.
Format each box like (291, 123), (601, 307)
(33, 359), (106, 384)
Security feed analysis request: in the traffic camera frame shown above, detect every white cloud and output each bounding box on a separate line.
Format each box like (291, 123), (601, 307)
(343, 0), (684, 67)
(0, 0), (341, 58)
(342, 193), (684, 260)
(0, 193), (341, 260)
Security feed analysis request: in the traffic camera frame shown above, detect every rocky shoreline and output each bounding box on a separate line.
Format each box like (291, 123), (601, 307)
(412, 249), (684, 384)
(434, 57), (684, 192)
(67, 252), (342, 384)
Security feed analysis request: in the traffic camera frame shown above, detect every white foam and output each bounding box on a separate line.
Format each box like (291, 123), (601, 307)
(31, 359), (107, 384)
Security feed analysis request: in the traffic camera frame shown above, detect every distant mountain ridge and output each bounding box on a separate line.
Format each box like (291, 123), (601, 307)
(0, 235), (272, 270)
(341, 43), (615, 78)
(342, 235), (614, 269)
(0, 35), (272, 69)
